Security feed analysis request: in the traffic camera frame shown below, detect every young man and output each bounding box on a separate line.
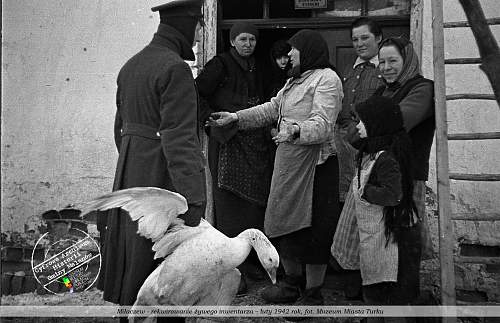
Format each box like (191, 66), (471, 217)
(335, 17), (384, 211)
(100, 0), (206, 315)
(332, 17), (384, 299)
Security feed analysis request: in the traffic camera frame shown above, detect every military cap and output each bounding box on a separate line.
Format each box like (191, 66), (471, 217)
(151, 0), (203, 17)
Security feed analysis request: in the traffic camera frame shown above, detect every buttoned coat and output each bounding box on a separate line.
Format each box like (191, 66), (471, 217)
(99, 24), (206, 305)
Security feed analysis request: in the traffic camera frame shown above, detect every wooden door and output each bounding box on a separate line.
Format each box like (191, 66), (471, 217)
(318, 25), (410, 75)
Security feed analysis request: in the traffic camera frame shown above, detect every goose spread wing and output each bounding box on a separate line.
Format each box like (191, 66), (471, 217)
(79, 187), (188, 242)
(151, 219), (213, 259)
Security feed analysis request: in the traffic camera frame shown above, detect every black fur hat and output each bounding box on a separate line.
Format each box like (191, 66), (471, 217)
(355, 96), (404, 138)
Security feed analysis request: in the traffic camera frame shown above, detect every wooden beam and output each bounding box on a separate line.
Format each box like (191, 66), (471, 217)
(452, 213), (500, 221)
(218, 16), (410, 30)
(449, 173), (500, 181)
(262, 0), (270, 19)
(202, 0), (217, 64)
(455, 256), (500, 265)
(431, 0), (457, 311)
(444, 58), (481, 64)
(200, 0), (218, 225)
(458, 0), (500, 108)
(444, 17), (500, 28)
(447, 132), (500, 140)
(446, 94), (496, 100)
(410, 0), (424, 64)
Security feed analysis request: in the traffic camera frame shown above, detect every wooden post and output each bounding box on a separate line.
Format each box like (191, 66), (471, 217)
(202, 0), (218, 65)
(410, 0), (424, 65)
(263, 0), (270, 19)
(200, 0), (218, 224)
(430, 0), (457, 317)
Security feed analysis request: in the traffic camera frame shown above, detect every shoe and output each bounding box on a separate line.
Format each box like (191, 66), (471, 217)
(237, 275), (248, 295)
(345, 285), (363, 300)
(285, 286), (324, 322)
(261, 275), (301, 304)
(295, 286), (324, 305)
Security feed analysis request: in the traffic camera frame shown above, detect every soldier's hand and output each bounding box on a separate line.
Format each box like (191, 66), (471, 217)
(205, 112), (238, 127)
(178, 202), (206, 227)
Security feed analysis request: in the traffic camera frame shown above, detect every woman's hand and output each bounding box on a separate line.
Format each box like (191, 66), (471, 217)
(273, 122), (299, 144)
(205, 112), (238, 127)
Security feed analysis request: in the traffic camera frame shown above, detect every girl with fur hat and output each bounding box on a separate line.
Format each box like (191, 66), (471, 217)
(353, 96), (417, 311)
(207, 29), (343, 306)
(332, 37), (435, 312)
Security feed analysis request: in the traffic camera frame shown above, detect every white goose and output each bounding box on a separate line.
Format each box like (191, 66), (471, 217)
(79, 187), (279, 309)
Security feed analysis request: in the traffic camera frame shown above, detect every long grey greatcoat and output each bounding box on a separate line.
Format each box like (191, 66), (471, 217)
(99, 23), (206, 305)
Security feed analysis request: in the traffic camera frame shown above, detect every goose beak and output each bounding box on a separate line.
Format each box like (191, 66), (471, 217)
(267, 267), (277, 284)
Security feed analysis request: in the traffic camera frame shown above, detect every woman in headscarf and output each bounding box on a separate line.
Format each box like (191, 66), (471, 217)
(332, 36), (435, 310)
(207, 29), (343, 306)
(196, 22), (274, 292)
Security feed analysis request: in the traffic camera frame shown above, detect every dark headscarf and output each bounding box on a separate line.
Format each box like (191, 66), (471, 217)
(230, 22), (259, 41)
(287, 29), (332, 77)
(379, 36), (420, 89)
(355, 96), (417, 246)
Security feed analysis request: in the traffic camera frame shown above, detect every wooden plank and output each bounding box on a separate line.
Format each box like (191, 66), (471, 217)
(449, 173), (500, 181)
(202, 0), (217, 64)
(446, 94), (496, 100)
(444, 58), (481, 64)
(452, 213), (500, 221)
(444, 17), (500, 28)
(218, 16), (410, 29)
(455, 256), (500, 265)
(200, 0), (218, 225)
(410, 0), (424, 63)
(447, 132), (500, 140)
(431, 0), (457, 311)
(457, 300), (500, 305)
(263, 0), (270, 19)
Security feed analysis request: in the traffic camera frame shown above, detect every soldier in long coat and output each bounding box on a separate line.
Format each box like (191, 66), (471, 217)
(98, 0), (206, 307)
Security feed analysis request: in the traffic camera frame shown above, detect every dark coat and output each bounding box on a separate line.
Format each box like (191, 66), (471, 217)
(196, 49), (273, 237)
(100, 24), (206, 305)
(376, 75), (435, 180)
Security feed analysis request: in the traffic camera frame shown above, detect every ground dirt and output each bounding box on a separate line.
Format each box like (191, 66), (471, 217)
(0, 271), (484, 323)
(1, 271), (365, 323)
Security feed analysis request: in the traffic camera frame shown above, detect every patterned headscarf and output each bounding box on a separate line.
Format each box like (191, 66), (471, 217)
(379, 36), (420, 89)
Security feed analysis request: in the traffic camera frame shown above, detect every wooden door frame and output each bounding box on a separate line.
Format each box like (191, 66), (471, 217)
(201, 0), (425, 66)
(198, 0), (425, 223)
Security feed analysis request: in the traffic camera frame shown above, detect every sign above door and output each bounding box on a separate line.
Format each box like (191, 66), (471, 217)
(294, 0), (327, 10)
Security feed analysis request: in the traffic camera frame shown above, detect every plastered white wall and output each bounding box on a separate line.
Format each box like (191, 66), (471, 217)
(1, 0), (160, 231)
(421, 0), (500, 247)
(2, 0), (500, 247)
(419, 0), (500, 301)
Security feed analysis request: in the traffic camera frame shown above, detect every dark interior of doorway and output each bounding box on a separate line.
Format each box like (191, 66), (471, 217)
(219, 23), (410, 77)
(220, 28), (302, 73)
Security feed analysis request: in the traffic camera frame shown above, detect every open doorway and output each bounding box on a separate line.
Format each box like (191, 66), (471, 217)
(218, 24), (410, 78)
(215, 0), (412, 74)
